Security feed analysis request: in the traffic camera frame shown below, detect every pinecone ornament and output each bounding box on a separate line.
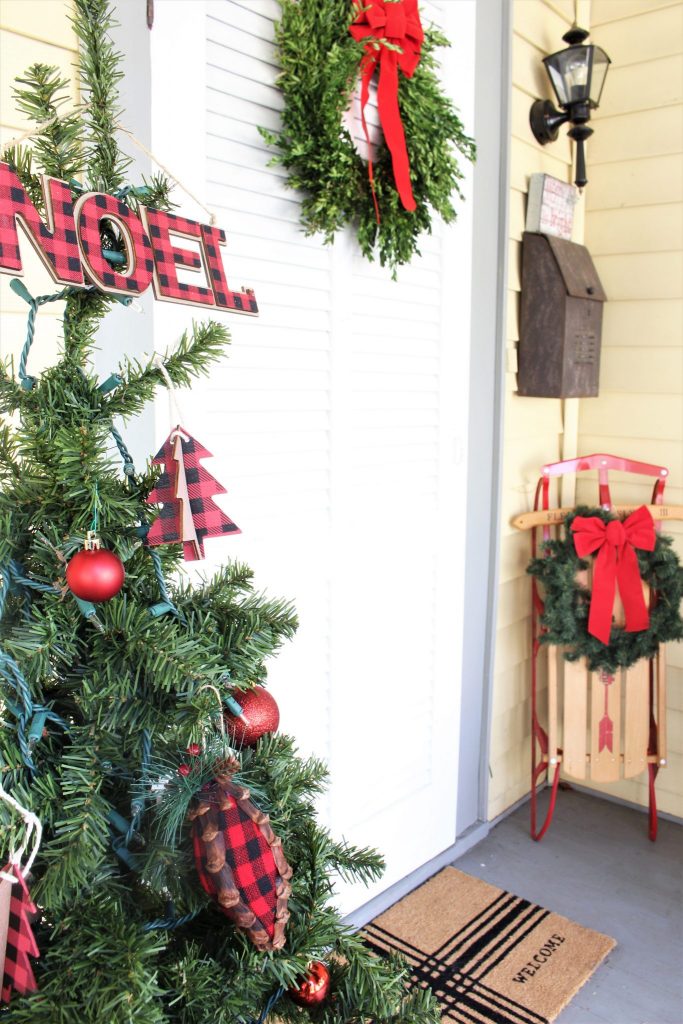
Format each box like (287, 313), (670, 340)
(189, 772), (292, 950)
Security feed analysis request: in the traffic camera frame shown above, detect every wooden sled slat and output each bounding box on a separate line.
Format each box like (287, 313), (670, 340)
(590, 670), (621, 782)
(512, 504), (683, 531)
(623, 659), (650, 779)
(657, 644), (667, 765)
(562, 656), (588, 779)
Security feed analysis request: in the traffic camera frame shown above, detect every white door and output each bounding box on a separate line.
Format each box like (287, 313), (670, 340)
(149, 0), (475, 914)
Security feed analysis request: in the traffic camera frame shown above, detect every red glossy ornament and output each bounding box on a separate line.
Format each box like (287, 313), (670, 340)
(187, 743), (201, 757)
(288, 961), (330, 1007)
(66, 547), (125, 602)
(178, 763), (191, 777)
(224, 686), (280, 747)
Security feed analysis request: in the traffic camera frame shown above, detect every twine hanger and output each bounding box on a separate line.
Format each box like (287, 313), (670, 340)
(152, 353), (187, 432)
(0, 785), (42, 883)
(3, 104), (217, 226)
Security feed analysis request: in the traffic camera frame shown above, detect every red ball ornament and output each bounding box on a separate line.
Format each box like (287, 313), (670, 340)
(66, 547), (125, 602)
(288, 961), (330, 1007)
(178, 763), (191, 777)
(224, 686), (280, 747)
(186, 743), (201, 757)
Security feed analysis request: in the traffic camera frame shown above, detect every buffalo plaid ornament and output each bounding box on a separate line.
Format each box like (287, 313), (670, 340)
(146, 426), (240, 560)
(0, 864), (39, 1005)
(189, 773), (293, 951)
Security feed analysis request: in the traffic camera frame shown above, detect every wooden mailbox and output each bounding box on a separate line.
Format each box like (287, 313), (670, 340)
(518, 231), (606, 398)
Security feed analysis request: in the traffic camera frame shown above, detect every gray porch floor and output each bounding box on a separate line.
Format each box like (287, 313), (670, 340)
(455, 788), (683, 1024)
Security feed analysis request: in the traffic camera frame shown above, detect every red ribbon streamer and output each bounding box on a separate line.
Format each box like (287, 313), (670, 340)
(349, 0), (424, 218)
(571, 505), (656, 645)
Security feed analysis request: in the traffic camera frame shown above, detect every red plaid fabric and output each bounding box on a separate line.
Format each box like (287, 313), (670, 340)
(1, 864), (39, 1004)
(74, 192), (155, 295)
(192, 799), (278, 938)
(200, 225), (259, 315)
(0, 162), (84, 284)
(147, 426), (240, 560)
(142, 208), (215, 307)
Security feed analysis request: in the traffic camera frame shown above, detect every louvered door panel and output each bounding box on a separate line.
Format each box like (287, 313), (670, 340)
(151, 0), (475, 913)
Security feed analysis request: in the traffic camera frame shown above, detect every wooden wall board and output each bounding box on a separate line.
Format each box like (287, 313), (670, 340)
(0, 29), (78, 132)
(579, 392), (683, 440)
(599, 347), (683, 394)
(594, 54), (683, 120)
(512, 0), (571, 52)
(0, 0), (77, 51)
(589, 106), (683, 164)
(592, 3), (683, 64)
(592, 0), (681, 25)
(586, 203), (683, 256)
(593, 251), (683, 301)
(586, 154), (683, 211)
(601, 297), (683, 347)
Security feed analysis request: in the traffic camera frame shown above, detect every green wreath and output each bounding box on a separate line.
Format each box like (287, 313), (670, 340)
(260, 0), (476, 274)
(527, 506), (683, 674)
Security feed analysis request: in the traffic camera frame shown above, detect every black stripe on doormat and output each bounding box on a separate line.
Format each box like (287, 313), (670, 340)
(363, 893), (552, 1024)
(365, 891), (516, 963)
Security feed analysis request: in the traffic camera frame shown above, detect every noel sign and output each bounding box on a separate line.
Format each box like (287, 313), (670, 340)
(0, 162), (258, 314)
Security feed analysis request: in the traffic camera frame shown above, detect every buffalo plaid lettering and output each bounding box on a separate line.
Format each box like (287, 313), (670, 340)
(75, 192), (155, 295)
(0, 163), (84, 284)
(142, 208), (215, 307)
(200, 224), (258, 315)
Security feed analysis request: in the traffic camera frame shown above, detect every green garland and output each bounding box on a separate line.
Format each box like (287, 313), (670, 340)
(528, 506), (683, 674)
(260, 0), (475, 275)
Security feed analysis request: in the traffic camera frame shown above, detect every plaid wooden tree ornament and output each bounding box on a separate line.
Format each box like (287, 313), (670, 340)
(0, 865), (39, 1005)
(147, 426), (240, 560)
(189, 773), (293, 951)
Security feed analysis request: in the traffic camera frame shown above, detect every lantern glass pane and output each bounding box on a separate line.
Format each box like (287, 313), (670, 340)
(589, 46), (610, 107)
(545, 45), (591, 106)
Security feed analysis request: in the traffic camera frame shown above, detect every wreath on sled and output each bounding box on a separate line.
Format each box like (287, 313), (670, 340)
(527, 506), (683, 674)
(260, 0), (476, 274)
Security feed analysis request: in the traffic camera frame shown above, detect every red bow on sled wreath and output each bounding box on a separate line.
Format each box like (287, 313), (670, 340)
(349, 0), (424, 217)
(571, 505), (656, 645)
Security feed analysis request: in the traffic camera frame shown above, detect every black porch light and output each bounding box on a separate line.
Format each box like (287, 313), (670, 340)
(529, 26), (610, 190)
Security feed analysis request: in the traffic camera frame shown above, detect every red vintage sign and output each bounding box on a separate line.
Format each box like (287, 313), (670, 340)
(0, 162), (258, 314)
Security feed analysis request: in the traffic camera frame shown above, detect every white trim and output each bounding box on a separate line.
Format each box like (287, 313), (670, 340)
(343, 820), (490, 929)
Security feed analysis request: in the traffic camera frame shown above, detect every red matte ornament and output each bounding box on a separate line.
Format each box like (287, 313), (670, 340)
(571, 505), (656, 645)
(288, 961), (331, 1007)
(349, 0), (424, 216)
(146, 426), (240, 561)
(65, 546), (125, 602)
(224, 687), (280, 747)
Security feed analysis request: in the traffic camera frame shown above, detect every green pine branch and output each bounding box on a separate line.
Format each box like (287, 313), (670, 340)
(106, 321), (231, 421)
(71, 0), (131, 191)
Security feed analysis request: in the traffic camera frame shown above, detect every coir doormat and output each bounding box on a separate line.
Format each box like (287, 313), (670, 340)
(363, 867), (616, 1024)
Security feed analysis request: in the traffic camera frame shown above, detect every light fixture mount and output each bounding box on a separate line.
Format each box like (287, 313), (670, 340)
(529, 25), (610, 190)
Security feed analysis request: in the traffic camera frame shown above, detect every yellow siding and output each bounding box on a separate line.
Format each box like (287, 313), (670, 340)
(0, 1), (77, 367)
(488, 0), (581, 821)
(575, 1), (683, 818)
(490, 0), (683, 824)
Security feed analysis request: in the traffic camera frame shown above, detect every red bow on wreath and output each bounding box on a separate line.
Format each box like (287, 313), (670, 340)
(349, 0), (424, 218)
(571, 505), (656, 645)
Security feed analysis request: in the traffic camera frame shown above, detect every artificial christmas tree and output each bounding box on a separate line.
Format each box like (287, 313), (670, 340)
(0, 2), (441, 1021)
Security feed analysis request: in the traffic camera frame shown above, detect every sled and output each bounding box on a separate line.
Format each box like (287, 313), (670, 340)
(513, 453), (683, 842)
